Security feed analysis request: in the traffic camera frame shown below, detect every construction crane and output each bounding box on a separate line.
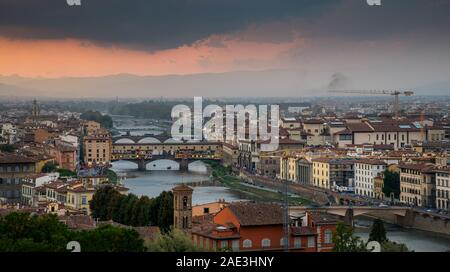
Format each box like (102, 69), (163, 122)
(328, 90), (414, 118)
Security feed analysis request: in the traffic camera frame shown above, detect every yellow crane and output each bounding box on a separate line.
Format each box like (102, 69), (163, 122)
(328, 89), (414, 118)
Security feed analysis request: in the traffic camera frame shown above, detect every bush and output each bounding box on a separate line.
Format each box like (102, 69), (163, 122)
(80, 110), (113, 129)
(146, 228), (198, 252)
(90, 187), (173, 229)
(0, 212), (145, 252)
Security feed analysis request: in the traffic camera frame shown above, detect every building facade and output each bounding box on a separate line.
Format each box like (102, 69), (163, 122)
(83, 129), (112, 166)
(435, 168), (450, 211)
(312, 158), (355, 190)
(0, 154), (38, 203)
(399, 163), (435, 207)
(354, 160), (387, 198)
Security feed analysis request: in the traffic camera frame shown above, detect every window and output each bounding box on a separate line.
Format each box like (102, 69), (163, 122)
(221, 240), (228, 250)
(308, 236), (315, 248)
(261, 238), (271, 248)
(81, 196), (87, 205)
(243, 239), (252, 248)
(324, 230), (333, 244)
(232, 240), (239, 252)
(294, 237), (302, 248)
(280, 237), (288, 247)
(193, 235), (197, 247)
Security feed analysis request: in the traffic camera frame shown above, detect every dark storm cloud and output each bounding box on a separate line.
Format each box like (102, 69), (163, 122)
(0, 0), (449, 50)
(0, 0), (337, 50)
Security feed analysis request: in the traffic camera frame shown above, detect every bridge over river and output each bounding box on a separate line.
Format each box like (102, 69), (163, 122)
(112, 136), (222, 171)
(290, 205), (450, 235)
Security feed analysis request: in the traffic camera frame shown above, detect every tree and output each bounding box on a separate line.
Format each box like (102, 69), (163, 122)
(146, 228), (198, 252)
(0, 212), (146, 252)
(106, 169), (118, 183)
(56, 168), (77, 177)
(42, 162), (58, 173)
(0, 144), (16, 153)
(332, 222), (367, 252)
(72, 225), (145, 252)
(383, 170), (400, 199)
(154, 191), (174, 232)
(90, 186), (122, 221)
(380, 241), (410, 252)
(0, 213), (70, 252)
(80, 110), (113, 128)
(90, 188), (174, 229)
(369, 219), (388, 243)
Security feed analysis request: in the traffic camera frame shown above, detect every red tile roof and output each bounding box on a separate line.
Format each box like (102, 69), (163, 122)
(227, 202), (284, 226)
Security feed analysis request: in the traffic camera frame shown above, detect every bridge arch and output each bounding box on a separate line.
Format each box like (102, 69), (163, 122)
(164, 138), (182, 144)
(138, 137), (161, 144)
(115, 138), (135, 144)
(188, 160), (208, 173)
(110, 160), (139, 170)
(146, 159), (179, 170)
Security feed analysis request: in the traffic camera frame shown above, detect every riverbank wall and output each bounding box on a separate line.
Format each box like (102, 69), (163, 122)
(365, 211), (450, 236)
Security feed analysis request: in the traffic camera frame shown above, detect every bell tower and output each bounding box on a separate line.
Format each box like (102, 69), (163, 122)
(31, 99), (40, 117)
(172, 184), (193, 231)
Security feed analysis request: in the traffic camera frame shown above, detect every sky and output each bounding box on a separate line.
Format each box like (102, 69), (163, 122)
(0, 0), (450, 97)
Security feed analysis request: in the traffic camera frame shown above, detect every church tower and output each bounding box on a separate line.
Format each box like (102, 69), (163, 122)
(172, 184), (193, 231)
(31, 99), (40, 117)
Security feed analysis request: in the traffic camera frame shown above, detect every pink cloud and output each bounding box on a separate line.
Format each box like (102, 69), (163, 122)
(0, 31), (304, 77)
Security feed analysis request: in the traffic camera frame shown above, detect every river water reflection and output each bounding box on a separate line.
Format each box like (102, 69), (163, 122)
(111, 160), (245, 205)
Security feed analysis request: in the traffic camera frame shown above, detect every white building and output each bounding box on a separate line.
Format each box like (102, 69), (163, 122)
(435, 168), (450, 211)
(0, 123), (18, 144)
(355, 159), (386, 198)
(334, 121), (426, 150)
(21, 173), (60, 206)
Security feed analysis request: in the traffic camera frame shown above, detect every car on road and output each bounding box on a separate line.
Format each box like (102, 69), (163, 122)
(378, 203), (389, 208)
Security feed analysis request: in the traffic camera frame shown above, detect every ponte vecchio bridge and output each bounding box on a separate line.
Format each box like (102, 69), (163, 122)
(111, 135), (222, 171)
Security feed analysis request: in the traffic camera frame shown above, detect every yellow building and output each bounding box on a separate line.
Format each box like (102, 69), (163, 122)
(83, 120), (102, 135)
(280, 156), (296, 181)
(399, 163), (435, 207)
(313, 158), (330, 189)
(66, 182), (96, 215)
(373, 174), (385, 200)
(312, 158), (355, 190)
(83, 129), (112, 165)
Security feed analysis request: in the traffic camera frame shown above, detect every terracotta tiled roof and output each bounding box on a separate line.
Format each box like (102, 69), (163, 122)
(172, 184), (193, 192)
(308, 212), (339, 225)
(291, 226), (317, 236)
(398, 162), (435, 172)
(303, 119), (324, 125)
(227, 202), (283, 226)
(60, 215), (96, 230)
(345, 122), (373, 132)
(355, 159), (387, 166)
(0, 153), (38, 164)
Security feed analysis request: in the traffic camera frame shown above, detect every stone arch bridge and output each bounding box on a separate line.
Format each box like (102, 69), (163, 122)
(290, 206), (410, 227)
(112, 137), (222, 171)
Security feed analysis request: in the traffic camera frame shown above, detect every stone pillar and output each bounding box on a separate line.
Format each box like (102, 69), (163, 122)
(344, 208), (354, 227)
(137, 160), (147, 171)
(179, 158), (189, 172)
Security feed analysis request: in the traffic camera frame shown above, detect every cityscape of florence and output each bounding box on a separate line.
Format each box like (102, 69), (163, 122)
(0, 0), (449, 263)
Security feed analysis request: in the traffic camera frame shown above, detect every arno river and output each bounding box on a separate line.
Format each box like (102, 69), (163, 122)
(112, 160), (450, 252)
(111, 116), (450, 252)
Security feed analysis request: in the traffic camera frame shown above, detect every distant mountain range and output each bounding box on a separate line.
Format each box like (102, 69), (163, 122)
(0, 70), (320, 99)
(0, 71), (448, 99)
